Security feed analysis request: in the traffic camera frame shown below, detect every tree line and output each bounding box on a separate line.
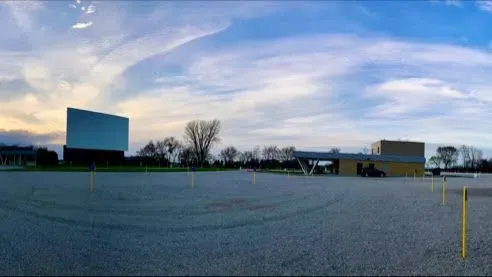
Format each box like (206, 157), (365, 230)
(427, 145), (492, 172)
(132, 119), (299, 169)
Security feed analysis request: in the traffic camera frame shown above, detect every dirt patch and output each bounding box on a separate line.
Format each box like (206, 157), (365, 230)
(206, 198), (246, 211)
(206, 199), (278, 212)
(245, 203), (277, 211)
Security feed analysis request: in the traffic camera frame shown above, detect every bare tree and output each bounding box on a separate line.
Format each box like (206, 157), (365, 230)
(362, 147), (369, 154)
(184, 119), (221, 167)
(262, 146), (270, 160)
(459, 145), (483, 170)
(180, 146), (195, 167)
(252, 146), (261, 161)
(470, 147), (483, 170)
(155, 140), (167, 163)
(459, 145), (471, 168)
(238, 152), (248, 164)
(329, 148), (341, 154)
(262, 145), (279, 160)
(273, 146), (280, 160)
(242, 151), (254, 163)
(137, 140), (158, 160)
(206, 153), (216, 165)
(220, 146), (239, 163)
(428, 156), (441, 168)
(436, 146), (458, 170)
(163, 136), (182, 166)
(279, 146), (296, 162)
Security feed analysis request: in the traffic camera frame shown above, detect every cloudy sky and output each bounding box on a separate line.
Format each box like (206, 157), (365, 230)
(1, 0), (492, 159)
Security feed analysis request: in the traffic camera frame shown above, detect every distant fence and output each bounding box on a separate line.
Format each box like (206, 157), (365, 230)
(423, 171), (488, 178)
(440, 172), (490, 178)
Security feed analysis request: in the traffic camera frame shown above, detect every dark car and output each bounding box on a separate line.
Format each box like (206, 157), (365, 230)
(360, 167), (386, 177)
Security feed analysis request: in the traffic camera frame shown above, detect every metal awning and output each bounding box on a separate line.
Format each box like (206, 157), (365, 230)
(294, 151), (425, 176)
(0, 150), (36, 155)
(294, 151), (425, 163)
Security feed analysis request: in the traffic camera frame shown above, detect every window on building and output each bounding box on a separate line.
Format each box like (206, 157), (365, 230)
(377, 147), (380, 153)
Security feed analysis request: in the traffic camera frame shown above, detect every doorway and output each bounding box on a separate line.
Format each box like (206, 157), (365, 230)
(357, 162), (363, 175)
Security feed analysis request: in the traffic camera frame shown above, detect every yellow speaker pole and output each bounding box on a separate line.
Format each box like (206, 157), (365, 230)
(462, 186), (468, 259)
(442, 177), (446, 205)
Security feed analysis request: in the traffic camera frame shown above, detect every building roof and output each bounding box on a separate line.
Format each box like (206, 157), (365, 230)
(373, 139), (424, 144)
(67, 107), (129, 120)
(0, 146), (36, 156)
(293, 151), (426, 164)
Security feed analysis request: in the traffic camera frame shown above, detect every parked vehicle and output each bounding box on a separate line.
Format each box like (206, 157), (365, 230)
(360, 167), (386, 177)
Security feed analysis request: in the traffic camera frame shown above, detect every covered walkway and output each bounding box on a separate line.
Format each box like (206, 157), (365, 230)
(0, 146), (36, 166)
(294, 151), (426, 176)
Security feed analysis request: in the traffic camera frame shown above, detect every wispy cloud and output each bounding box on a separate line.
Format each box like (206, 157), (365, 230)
(86, 4), (95, 14)
(356, 5), (376, 18)
(72, 21), (93, 29)
(114, 33), (492, 153)
(0, 129), (64, 146)
(365, 78), (468, 115)
(2, 1), (492, 157)
(444, 0), (463, 7)
(2, 1), (43, 32)
(430, 0), (463, 7)
(476, 1), (492, 12)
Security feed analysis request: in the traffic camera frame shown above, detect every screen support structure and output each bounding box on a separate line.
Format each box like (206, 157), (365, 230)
(297, 158), (319, 176)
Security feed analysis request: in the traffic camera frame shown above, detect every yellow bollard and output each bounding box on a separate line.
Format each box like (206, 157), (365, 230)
(431, 175), (434, 193)
(442, 177), (446, 205)
(253, 172), (256, 184)
(191, 172), (195, 188)
(462, 185), (468, 259)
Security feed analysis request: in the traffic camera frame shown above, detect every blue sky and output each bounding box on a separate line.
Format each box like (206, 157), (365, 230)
(1, 0), (492, 160)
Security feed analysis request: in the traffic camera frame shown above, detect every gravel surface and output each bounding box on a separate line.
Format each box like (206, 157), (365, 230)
(0, 171), (491, 276)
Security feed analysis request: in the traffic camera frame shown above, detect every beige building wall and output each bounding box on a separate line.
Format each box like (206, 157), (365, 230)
(339, 159), (385, 176)
(372, 140), (425, 157)
(387, 162), (425, 177)
(338, 159), (425, 177)
(371, 141), (382, 155)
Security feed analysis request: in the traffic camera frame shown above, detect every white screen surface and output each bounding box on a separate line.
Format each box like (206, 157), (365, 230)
(66, 108), (129, 151)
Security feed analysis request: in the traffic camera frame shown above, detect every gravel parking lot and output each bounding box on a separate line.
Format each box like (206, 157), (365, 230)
(0, 171), (491, 276)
